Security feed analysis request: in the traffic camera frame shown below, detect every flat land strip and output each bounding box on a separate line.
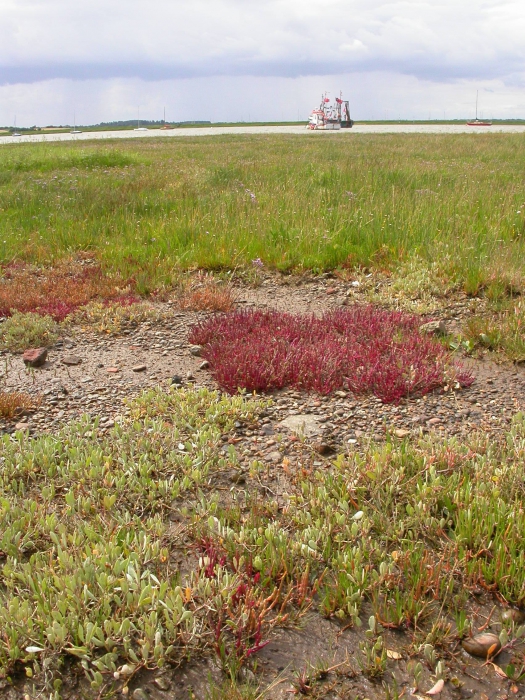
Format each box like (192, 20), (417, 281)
(1, 135), (525, 699)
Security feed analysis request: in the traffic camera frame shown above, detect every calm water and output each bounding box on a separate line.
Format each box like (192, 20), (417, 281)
(1, 123), (525, 146)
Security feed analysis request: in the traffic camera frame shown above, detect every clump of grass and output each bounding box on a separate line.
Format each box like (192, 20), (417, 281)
(464, 298), (525, 361)
(0, 390), (40, 419)
(0, 258), (136, 321)
(70, 298), (160, 335)
(0, 311), (59, 352)
(189, 307), (473, 402)
(176, 273), (236, 312)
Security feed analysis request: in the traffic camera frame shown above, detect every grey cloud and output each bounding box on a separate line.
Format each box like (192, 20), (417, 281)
(0, 0), (524, 86)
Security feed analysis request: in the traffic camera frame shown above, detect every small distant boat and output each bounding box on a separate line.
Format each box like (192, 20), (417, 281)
(308, 92), (354, 130)
(70, 112), (82, 134)
(134, 107), (148, 131)
(12, 116), (21, 136)
(467, 92), (492, 127)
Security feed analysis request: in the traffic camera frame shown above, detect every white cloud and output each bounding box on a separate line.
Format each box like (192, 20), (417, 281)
(0, 0), (524, 123)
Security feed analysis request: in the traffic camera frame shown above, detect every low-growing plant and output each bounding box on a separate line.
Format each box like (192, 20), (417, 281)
(71, 298), (162, 335)
(175, 272), (236, 312)
(189, 306), (473, 402)
(0, 258), (136, 321)
(464, 298), (525, 361)
(0, 311), (59, 352)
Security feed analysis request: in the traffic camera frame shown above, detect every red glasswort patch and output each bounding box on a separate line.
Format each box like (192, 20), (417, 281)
(189, 307), (473, 403)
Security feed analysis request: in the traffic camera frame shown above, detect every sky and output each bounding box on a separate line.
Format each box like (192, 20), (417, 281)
(0, 0), (524, 126)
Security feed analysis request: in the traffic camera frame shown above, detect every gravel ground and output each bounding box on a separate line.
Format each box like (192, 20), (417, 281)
(3, 275), (524, 460)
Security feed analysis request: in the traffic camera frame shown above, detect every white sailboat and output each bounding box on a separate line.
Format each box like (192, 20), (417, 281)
(467, 91), (492, 127)
(70, 112), (82, 134)
(12, 116), (21, 137)
(134, 107), (148, 131)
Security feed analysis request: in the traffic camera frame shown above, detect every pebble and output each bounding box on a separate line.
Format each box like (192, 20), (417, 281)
(199, 360), (210, 370)
(420, 319), (448, 335)
(189, 345), (202, 356)
(107, 367), (120, 373)
(61, 355), (82, 366)
(267, 451), (282, 463)
(171, 375), (183, 386)
(153, 677), (171, 691)
(501, 608), (525, 625)
(462, 633), (501, 658)
(132, 364), (147, 372)
(132, 689), (149, 700)
(394, 429), (411, 438)
(15, 422), (29, 431)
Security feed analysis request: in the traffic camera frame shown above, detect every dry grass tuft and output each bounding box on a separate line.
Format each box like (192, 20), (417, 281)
(176, 273), (236, 312)
(0, 390), (40, 419)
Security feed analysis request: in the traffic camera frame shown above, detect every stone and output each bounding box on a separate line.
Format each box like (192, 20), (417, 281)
(279, 414), (322, 437)
(394, 429), (410, 438)
(420, 320), (448, 336)
(501, 608), (525, 625)
(107, 367), (120, 373)
(313, 441), (333, 455)
(267, 451), (282, 463)
(132, 689), (149, 700)
(61, 355), (82, 366)
(462, 633), (501, 658)
(132, 364), (147, 372)
(189, 345), (202, 356)
(171, 375), (183, 386)
(154, 677), (171, 691)
(15, 422), (29, 431)
(199, 360), (210, 370)
(22, 347), (47, 368)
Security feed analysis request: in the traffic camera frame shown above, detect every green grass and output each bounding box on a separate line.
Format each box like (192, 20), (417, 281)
(0, 134), (524, 291)
(2, 386), (525, 694)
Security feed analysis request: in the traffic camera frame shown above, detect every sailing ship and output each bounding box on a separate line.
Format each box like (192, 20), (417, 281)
(12, 116), (21, 137)
(70, 112), (82, 134)
(308, 92), (354, 130)
(134, 107), (148, 131)
(467, 92), (492, 127)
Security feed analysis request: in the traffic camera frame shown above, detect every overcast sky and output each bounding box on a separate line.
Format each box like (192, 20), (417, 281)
(1, 0), (524, 126)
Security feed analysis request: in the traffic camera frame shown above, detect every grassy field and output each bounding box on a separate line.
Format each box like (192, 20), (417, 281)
(0, 133), (524, 294)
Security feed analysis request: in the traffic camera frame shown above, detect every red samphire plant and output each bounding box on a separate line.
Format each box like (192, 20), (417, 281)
(189, 306), (473, 403)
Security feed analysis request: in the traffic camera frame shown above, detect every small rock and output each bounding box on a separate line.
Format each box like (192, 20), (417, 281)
(132, 689), (149, 700)
(171, 375), (183, 386)
(462, 633), (501, 658)
(267, 451), (282, 463)
(189, 345), (202, 357)
(420, 320), (448, 336)
(325, 287), (337, 295)
(280, 414), (322, 437)
(502, 608), (525, 625)
(15, 422), (29, 431)
(132, 364), (147, 372)
(394, 429), (410, 438)
(107, 367), (120, 373)
(61, 355), (82, 366)
(313, 441), (333, 455)
(186, 371), (195, 381)
(22, 347), (47, 368)
(199, 360), (210, 370)
(154, 677), (171, 691)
